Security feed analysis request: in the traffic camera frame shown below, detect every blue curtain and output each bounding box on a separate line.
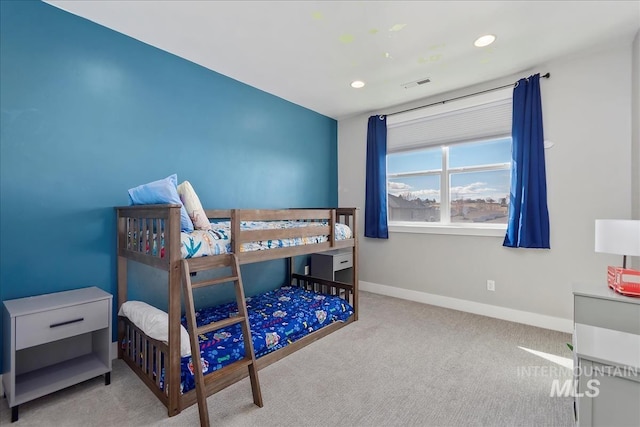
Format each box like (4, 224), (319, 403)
(503, 74), (550, 248)
(365, 115), (388, 239)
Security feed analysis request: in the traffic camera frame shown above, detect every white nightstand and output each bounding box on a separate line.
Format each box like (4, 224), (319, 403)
(2, 287), (112, 422)
(310, 249), (353, 284)
(572, 283), (640, 427)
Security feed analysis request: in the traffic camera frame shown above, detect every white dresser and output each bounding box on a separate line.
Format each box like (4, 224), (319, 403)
(2, 287), (112, 422)
(573, 282), (640, 427)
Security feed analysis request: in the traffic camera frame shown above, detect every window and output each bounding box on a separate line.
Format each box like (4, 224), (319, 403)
(386, 88), (513, 235)
(388, 137), (511, 223)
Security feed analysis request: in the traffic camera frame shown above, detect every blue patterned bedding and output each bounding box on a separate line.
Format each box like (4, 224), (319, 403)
(137, 220), (352, 259)
(161, 285), (353, 394)
(181, 220), (352, 259)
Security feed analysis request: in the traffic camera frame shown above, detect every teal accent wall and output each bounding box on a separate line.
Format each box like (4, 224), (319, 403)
(0, 1), (338, 364)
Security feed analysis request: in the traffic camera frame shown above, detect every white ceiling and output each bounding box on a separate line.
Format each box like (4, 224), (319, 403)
(46, 1), (640, 120)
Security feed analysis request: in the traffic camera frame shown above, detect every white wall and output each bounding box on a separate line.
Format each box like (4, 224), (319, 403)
(338, 41), (634, 328)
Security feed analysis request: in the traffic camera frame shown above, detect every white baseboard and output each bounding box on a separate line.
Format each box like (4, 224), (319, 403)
(360, 280), (573, 333)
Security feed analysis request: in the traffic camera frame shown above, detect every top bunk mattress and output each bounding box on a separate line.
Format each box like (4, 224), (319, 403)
(142, 220), (352, 259)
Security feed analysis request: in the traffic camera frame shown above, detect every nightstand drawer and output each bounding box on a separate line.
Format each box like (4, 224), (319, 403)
(575, 295), (640, 335)
(15, 299), (109, 350)
(333, 252), (353, 271)
(310, 249), (354, 284)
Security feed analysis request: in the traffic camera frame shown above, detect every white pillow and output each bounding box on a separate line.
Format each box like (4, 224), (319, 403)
(177, 181), (212, 231)
(118, 301), (192, 357)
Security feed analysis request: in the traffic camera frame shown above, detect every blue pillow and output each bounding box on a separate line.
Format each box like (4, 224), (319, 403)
(128, 174), (194, 232)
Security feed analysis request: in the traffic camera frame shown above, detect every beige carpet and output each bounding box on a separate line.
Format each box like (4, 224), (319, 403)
(0, 291), (574, 426)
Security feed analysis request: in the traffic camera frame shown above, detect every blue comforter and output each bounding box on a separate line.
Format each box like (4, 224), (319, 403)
(159, 285), (353, 394)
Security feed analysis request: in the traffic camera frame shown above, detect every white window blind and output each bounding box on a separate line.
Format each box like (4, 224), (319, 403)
(387, 88), (513, 152)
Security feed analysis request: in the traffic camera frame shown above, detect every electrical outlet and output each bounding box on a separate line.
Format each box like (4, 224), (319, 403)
(487, 280), (495, 291)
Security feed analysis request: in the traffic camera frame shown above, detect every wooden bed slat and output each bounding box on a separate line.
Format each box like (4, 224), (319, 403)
(186, 255), (234, 272)
(125, 324), (131, 359)
(204, 209), (231, 219)
(330, 209), (336, 246)
(196, 316), (244, 336)
(118, 249), (169, 270)
(142, 219), (149, 260)
(153, 218), (161, 260)
(143, 335), (149, 374)
(190, 275), (238, 289)
(155, 346), (162, 388)
(116, 204), (180, 218)
(203, 358), (253, 386)
(127, 218), (134, 252)
(237, 241), (334, 264)
(235, 209), (331, 221)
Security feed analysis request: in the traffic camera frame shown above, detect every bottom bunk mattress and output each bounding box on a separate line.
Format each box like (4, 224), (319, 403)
(163, 285), (353, 394)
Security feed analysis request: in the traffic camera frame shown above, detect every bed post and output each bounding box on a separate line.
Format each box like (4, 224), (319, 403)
(116, 210), (128, 358)
(231, 209), (240, 256)
(329, 209), (336, 246)
(288, 257), (294, 285)
(166, 207), (182, 417)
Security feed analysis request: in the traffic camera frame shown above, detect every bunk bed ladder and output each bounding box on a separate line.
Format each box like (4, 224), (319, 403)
(181, 254), (263, 427)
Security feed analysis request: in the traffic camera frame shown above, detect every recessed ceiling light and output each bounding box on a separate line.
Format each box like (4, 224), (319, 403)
(474, 34), (496, 47)
(351, 80), (365, 89)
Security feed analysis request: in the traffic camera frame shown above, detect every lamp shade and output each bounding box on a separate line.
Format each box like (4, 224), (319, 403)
(595, 219), (640, 256)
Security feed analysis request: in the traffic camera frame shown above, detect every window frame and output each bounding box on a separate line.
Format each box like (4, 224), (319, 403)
(385, 88), (513, 237)
(387, 138), (511, 237)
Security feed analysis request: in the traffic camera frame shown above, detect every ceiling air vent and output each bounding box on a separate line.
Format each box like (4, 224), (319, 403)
(402, 78), (431, 89)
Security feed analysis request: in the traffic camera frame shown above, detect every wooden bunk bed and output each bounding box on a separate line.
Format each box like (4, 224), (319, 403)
(115, 205), (358, 417)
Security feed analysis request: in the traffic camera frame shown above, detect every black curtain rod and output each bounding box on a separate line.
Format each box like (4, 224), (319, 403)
(387, 72), (550, 117)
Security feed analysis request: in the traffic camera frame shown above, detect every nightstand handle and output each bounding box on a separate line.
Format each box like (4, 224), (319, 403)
(50, 318), (84, 328)
(340, 260), (349, 264)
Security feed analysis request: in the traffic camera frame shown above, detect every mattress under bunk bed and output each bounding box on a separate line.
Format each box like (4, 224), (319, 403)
(115, 205), (358, 417)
